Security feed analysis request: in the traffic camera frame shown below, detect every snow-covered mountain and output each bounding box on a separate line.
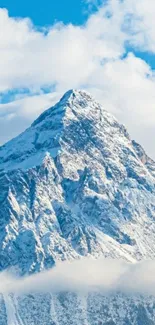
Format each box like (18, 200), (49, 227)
(1, 89), (155, 324)
(1, 292), (155, 325)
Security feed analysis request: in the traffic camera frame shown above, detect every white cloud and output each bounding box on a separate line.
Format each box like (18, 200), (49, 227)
(0, 6), (125, 93)
(85, 53), (155, 158)
(1, 258), (155, 297)
(122, 0), (155, 52)
(87, 0), (155, 53)
(0, 92), (60, 144)
(1, 1), (155, 93)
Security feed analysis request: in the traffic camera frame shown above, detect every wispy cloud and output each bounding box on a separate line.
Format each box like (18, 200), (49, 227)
(0, 92), (60, 145)
(1, 258), (155, 296)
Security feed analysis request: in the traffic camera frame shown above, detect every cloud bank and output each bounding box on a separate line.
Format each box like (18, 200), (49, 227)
(1, 258), (155, 297)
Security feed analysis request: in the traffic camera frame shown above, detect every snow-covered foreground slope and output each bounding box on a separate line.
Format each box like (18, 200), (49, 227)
(0, 89), (155, 324)
(0, 292), (155, 325)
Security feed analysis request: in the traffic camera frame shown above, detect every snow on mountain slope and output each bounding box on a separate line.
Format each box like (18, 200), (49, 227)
(1, 292), (155, 325)
(0, 89), (155, 275)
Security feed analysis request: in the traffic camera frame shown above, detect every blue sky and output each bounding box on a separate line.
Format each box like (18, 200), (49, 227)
(0, 0), (91, 26)
(1, 0), (155, 159)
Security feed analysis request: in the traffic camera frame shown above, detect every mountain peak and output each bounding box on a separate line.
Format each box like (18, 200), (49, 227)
(0, 88), (153, 179)
(60, 89), (95, 102)
(32, 89), (96, 128)
(0, 89), (125, 171)
(0, 90), (155, 275)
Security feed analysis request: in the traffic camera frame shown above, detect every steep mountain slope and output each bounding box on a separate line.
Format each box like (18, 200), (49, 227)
(1, 292), (155, 325)
(0, 89), (155, 276)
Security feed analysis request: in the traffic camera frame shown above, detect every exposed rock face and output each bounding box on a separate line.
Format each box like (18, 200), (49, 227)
(0, 90), (155, 323)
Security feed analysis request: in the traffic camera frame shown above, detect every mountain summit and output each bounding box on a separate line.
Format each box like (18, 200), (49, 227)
(0, 89), (155, 275)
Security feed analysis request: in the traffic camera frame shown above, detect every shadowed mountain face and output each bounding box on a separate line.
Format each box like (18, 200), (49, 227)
(0, 89), (155, 275)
